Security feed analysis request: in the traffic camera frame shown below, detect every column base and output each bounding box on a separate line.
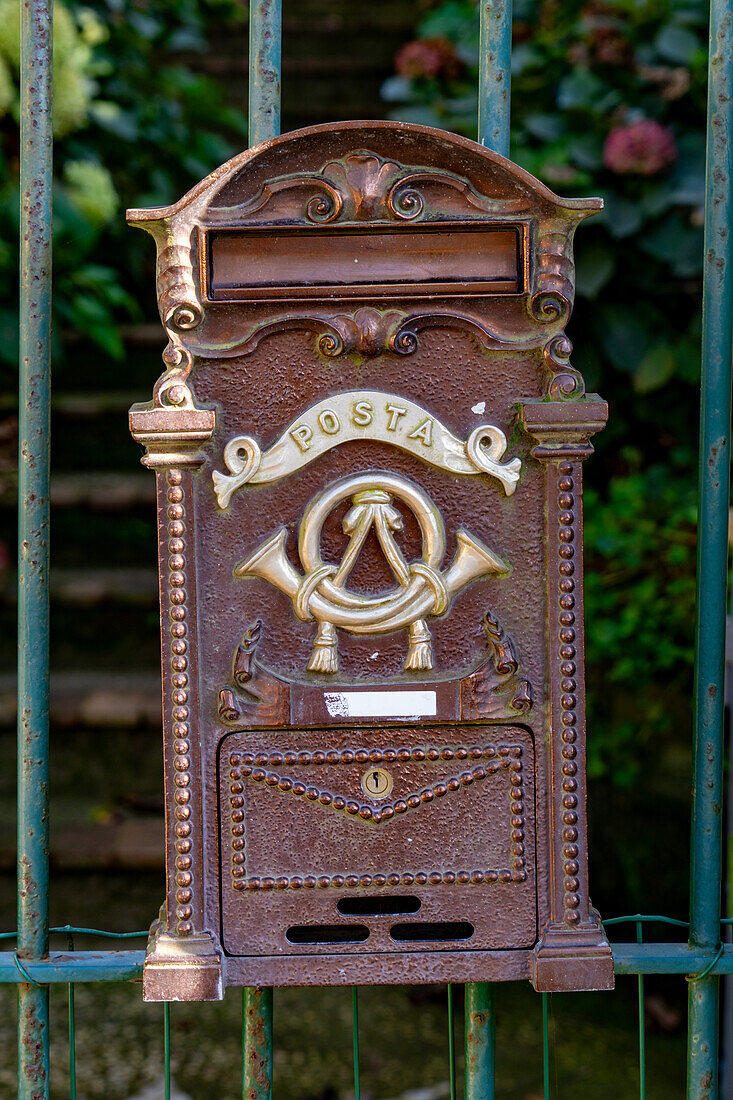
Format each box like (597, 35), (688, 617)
(143, 916), (224, 1002)
(531, 915), (614, 992)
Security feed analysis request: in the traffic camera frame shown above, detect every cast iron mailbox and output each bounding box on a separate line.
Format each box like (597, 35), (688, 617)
(128, 120), (614, 1000)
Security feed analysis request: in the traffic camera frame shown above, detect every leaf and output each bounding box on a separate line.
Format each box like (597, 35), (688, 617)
(511, 44), (544, 75)
(387, 105), (445, 128)
(576, 242), (616, 298)
(596, 303), (654, 372)
(641, 213), (703, 276)
(640, 184), (676, 219)
(654, 23), (701, 63)
(633, 345), (677, 392)
(380, 75), (414, 103)
(556, 69), (607, 110)
(523, 113), (566, 141)
(567, 133), (604, 171)
(419, 0), (476, 38)
(601, 192), (644, 239)
(668, 132), (706, 205)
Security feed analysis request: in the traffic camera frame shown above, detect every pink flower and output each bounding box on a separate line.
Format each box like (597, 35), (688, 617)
(394, 37), (463, 81)
(603, 119), (677, 176)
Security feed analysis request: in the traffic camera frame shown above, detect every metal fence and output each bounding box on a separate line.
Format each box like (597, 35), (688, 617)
(9, 0), (733, 1096)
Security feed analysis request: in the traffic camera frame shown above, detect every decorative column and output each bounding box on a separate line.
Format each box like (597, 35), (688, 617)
(130, 389), (224, 1000)
(521, 399), (614, 992)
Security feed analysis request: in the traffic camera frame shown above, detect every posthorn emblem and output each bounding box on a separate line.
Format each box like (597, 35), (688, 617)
(235, 472), (509, 673)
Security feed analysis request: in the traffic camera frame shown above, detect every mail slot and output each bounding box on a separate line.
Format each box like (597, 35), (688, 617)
(128, 120), (614, 1000)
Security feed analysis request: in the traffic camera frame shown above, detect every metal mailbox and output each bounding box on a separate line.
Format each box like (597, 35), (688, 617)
(128, 120), (614, 1000)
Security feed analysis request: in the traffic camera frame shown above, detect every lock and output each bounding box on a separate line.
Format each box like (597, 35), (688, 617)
(129, 120), (614, 1000)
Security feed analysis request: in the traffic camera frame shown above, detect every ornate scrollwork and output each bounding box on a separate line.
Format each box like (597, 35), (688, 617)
(461, 610), (534, 718)
(217, 620), (289, 727)
(532, 226), (577, 320)
(529, 291), (570, 324)
(216, 307), (552, 361)
(152, 344), (196, 410)
(212, 390), (522, 508)
(319, 308), (409, 357)
(543, 334), (585, 400)
(209, 176), (344, 224)
(156, 241), (203, 332)
(210, 151), (527, 227)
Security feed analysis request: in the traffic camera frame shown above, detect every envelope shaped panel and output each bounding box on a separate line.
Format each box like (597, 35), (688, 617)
(219, 725), (536, 957)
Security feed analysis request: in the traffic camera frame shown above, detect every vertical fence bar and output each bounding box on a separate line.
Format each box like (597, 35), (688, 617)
(242, 987), (273, 1099)
(687, 0), (733, 1091)
(163, 1003), (171, 1100)
(248, 0), (282, 147)
(243, 8), (280, 1083)
(470, 4), (511, 1086)
(17, 0), (52, 1097)
(636, 922), (646, 1100)
(464, 983), (496, 1100)
(447, 984), (457, 1100)
(352, 987), (361, 1100)
(67, 931), (76, 1100)
(541, 994), (550, 1100)
(478, 0), (512, 157)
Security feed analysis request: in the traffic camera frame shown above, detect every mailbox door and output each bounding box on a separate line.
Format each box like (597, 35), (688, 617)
(219, 725), (536, 958)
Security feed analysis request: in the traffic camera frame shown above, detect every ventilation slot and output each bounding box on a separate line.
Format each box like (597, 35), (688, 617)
(390, 921), (475, 942)
(286, 924), (369, 944)
(337, 896), (421, 917)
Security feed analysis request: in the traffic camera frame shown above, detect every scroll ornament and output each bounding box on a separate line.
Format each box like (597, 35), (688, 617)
(212, 391), (521, 509)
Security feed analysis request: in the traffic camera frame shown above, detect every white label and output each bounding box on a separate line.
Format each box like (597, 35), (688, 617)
(323, 690), (437, 719)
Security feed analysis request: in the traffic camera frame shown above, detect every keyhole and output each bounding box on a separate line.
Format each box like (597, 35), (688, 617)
(360, 767), (393, 800)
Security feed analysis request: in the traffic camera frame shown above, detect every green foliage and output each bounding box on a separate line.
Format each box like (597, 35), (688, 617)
(0, 0), (245, 372)
(584, 449), (697, 782)
(387, 0), (709, 781)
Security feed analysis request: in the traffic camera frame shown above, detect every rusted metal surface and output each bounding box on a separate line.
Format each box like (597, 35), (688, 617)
(18, 0), (53, 1093)
(479, 1), (512, 158)
(129, 120), (612, 997)
(464, 983), (496, 1100)
(242, 987), (273, 1099)
(248, 0), (281, 147)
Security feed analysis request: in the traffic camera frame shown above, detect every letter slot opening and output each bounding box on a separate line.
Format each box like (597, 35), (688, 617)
(286, 924), (370, 945)
(337, 896), (422, 917)
(390, 922), (475, 942)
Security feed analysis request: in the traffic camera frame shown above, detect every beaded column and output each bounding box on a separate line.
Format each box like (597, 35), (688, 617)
(522, 399), (614, 992)
(130, 393), (222, 1000)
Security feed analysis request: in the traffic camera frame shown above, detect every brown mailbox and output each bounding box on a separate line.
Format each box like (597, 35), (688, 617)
(128, 120), (614, 1000)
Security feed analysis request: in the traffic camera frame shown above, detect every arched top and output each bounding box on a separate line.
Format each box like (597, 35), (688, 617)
(127, 119), (601, 230)
(126, 120), (599, 403)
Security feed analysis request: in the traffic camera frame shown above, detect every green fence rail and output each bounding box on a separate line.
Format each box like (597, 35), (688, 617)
(12, 0), (733, 1095)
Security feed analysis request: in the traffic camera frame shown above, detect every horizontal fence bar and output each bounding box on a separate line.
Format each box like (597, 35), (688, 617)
(613, 944), (733, 975)
(0, 951), (146, 982)
(1, 944), (733, 983)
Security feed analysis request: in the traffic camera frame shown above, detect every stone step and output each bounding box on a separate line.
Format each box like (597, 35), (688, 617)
(0, 672), (161, 728)
(0, 471), (155, 509)
(2, 567), (158, 607)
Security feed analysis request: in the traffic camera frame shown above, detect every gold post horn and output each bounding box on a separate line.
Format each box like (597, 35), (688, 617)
(443, 529), (510, 598)
(234, 529), (301, 600)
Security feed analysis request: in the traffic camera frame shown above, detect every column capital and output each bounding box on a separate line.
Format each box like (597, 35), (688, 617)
(520, 397), (608, 460)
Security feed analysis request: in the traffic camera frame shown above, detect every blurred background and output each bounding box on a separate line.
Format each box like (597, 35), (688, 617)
(0, 0), (711, 1095)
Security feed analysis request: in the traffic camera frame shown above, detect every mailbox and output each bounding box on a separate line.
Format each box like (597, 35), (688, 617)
(128, 121), (614, 1000)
